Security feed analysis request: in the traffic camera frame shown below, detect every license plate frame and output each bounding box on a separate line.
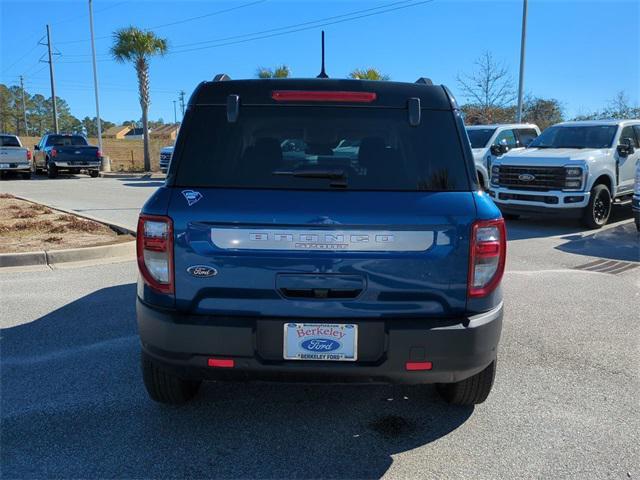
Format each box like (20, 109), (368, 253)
(283, 323), (358, 361)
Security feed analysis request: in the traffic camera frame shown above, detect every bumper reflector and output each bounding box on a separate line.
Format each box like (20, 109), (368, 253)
(208, 358), (235, 368)
(405, 361), (433, 371)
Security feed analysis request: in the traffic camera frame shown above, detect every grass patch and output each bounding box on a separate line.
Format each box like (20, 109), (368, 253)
(0, 193), (14, 199)
(12, 210), (38, 219)
(44, 236), (63, 243)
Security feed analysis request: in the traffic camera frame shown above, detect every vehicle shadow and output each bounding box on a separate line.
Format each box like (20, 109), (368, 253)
(555, 221), (639, 262)
(506, 206), (633, 241)
(1, 284), (472, 479)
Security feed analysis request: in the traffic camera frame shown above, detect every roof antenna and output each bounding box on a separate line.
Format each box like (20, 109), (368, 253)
(317, 30), (329, 78)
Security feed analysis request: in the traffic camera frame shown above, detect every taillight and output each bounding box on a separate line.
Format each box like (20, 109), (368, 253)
(271, 90), (377, 103)
(468, 218), (506, 298)
(26, 150), (32, 160)
(137, 214), (174, 294)
(96, 149), (102, 158)
(51, 148), (57, 157)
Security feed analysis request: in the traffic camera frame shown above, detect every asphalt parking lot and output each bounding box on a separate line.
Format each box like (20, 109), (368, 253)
(1, 175), (639, 479)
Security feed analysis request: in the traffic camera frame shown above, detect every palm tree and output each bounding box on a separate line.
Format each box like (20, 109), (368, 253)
(256, 65), (291, 79)
(349, 68), (390, 81)
(111, 27), (168, 172)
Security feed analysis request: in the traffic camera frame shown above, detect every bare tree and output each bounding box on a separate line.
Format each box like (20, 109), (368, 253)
(457, 52), (516, 123)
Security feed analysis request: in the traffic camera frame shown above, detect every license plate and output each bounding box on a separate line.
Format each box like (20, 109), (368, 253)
(0, 163), (9, 168)
(283, 323), (357, 361)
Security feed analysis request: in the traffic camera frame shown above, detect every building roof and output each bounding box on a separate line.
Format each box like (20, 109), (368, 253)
(103, 125), (131, 137)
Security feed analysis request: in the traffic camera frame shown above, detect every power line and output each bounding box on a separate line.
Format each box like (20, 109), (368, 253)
(55, 0), (267, 46)
(1, 40), (43, 75)
(167, 0), (435, 56)
(52, 0), (434, 63)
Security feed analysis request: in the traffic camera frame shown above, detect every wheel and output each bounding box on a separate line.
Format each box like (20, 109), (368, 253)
(503, 213), (520, 220)
(582, 184), (611, 229)
(21, 172), (31, 179)
(47, 162), (58, 179)
(141, 351), (201, 405)
(437, 360), (496, 405)
(89, 169), (99, 178)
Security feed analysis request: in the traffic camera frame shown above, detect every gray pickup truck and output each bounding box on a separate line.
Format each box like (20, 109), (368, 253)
(0, 134), (31, 179)
(33, 134), (102, 178)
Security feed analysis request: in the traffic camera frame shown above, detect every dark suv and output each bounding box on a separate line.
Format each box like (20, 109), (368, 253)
(136, 76), (506, 406)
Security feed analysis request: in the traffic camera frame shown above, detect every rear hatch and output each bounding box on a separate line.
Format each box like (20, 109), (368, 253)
(168, 94), (476, 319)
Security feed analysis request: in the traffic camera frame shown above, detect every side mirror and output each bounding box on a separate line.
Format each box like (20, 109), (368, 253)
(490, 144), (508, 156)
(617, 138), (635, 157)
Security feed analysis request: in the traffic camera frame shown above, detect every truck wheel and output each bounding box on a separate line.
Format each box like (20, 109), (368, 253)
(89, 170), (99, 178)
(582, 184), (611, 229)
(141, 351), (201, 405)
(436, 359), (496, 405)
(21, 172), (31, 179)
(47, 162), (58, 179)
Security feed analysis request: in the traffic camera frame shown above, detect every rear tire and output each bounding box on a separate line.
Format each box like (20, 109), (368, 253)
(47, 162), (58, 179)
(437, 359), (496, 405)
(141, 351), (201, 405)
(582, 184), (611, 229)
(89, 170), (99, 178)
(21, 172), (31, 179)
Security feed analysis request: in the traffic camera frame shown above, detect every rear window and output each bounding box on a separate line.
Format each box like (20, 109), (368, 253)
(173, 106), (470, 191)
(46, 135), (88, 146)
(0, 136), (20, 147)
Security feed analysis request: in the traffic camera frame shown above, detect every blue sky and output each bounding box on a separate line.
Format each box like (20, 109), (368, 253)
(1, 0), (638, 124)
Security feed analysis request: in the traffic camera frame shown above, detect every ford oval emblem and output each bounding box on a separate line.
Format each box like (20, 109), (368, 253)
(518, 173), (536, 182)
(301, 339), (341, 352)
(187, 265), (217, 278)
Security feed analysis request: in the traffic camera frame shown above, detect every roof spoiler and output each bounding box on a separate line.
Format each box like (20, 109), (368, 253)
(213, 73), (231, 82)
(415, 77), (433, 86)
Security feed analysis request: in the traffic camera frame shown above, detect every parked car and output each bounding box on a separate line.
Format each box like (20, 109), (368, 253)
(159, 145), (173, 173)
(633, 158), (640, 231)
(136, 75), (506, 406)
(489, 120), (640, 228)
(466, 123), (540, 189)
(33, 133), (102, 178)
(0, 134), (31, 179)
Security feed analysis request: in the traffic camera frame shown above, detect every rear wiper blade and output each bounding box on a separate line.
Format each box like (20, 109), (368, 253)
(273, 167), (348, 187)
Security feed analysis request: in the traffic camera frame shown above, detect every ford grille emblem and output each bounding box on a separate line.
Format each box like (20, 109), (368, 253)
(518, 173), (536, 182)
(187, 265), (217, 278)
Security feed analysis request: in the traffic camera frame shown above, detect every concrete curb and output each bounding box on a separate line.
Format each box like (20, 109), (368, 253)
(99, 172), (165, 180)
(0, 241), (135, 268)
(1, 196), (137, 269)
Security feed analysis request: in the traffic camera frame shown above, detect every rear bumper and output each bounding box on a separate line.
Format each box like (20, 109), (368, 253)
(54, 161), (101, 168)
(137, 300), (503, 384)
(0, 163), (30, 171)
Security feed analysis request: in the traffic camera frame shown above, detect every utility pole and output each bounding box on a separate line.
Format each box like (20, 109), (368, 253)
(515, 0), (528, 123)
(179, 90), (185, 117)
(19, 75), (28, 136)
(88, 0), (108, 171)
(173, 100), (177, 123)
(44, 25), (59, 133)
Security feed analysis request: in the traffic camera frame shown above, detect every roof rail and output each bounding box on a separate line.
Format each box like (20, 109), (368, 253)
(415, 77), (433, 86)
(213, 73), (231, 82)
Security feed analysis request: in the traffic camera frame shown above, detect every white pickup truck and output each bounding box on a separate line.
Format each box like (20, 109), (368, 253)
(466, 123), (540, 189)
(489, 120), (640, 228)
(0, 134), (31, 179)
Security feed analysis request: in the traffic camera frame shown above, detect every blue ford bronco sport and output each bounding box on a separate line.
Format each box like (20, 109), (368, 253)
(136, 75), (506, 406)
